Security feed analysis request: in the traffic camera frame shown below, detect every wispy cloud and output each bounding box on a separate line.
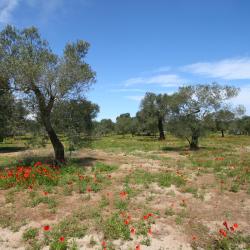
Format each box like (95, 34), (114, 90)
(0, 0), (19, 23)
(25, 0), (64, 23)
(124, 74), (186, 87)
(126, 95), (144, 101)
(109, 88), (145, 93)
(182, 58), (250, 80)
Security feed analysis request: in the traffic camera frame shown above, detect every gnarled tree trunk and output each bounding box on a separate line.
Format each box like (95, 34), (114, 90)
(33, 86), (65, 163)
(43, 115), (65, 162)
(158, 117), (165, 140)
(189, 135), (199, 150)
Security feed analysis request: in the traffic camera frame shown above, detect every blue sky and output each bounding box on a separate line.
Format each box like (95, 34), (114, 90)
(1, 0), (250, 120)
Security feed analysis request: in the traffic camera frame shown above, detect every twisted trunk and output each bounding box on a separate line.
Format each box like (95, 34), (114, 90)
(189, 135), (199, 150)
(43, 115), (65, 162)
(33, 85), (65, 162)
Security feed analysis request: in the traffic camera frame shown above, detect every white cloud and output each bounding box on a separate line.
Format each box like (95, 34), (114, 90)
(126, 95), (144, 101)
(109, 88), (145, 93)
(182, 58), (250, 80)
(0, 0), (19, 23)
(124, 74), (186, 87)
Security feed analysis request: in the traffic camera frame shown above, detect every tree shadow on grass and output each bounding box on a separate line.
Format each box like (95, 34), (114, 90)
(161, 146), (188, 153)
(69, 157), (100, 168)
(0, 146), (27, 154)
(14, 156), (100, 169)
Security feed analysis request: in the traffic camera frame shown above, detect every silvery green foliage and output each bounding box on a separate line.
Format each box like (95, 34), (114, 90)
(168, 83), (239, 148)
(0, 25), (95, 111)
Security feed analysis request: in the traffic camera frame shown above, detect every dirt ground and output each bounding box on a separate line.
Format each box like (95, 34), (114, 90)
(0, 147), (249, 250)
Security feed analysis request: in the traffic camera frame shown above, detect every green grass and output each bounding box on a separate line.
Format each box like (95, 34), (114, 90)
(101, 213), (130, 240)
(128, 169), (186, 188)
(22, 227), (39, 241)
(92, 162), (118, 172)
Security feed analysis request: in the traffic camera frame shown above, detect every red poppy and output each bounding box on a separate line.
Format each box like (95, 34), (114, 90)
(143, 215), (149, 220)
(43, 191), (48, 195)
(135, 245), (141, 250)
(59, 236), (65, 242)
(87, 187), (92, 192)
(223, 221), (229, 230)
(34, 162), (42, 167)
(233, 223), (238, 229)
(130, 227), (136, 234)
(43, 225), (50, 231)
(120, 191), (128, 199)
(24, 172), (30, 178)
(7, 171), (13, 177)
(219, 229), (227, 237)
(101, 241), (106, 247)
(230, 226), (235, 232)
(192, 235), (197, 241)
(124, 219), (129, 225)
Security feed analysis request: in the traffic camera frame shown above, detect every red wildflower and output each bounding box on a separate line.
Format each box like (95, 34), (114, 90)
(143, 215), (149, 220)
(101, 241), (106, 247)
(148, 228), (152, 235)
(135, 245), (141, 250)
(24, 172), (30, 178)
(7, 170), (13, 177)
(223, 221), (229, 230)
(130, 227), (136, 234)
(79, 175), (84, 180)
(87, 187), (92, 192)
(124, 219), (129, 225)
(34, 161), (42, 167)
(192, 235), (197, 241)
(215, 157), (225, 161)
(147, 213), (153, 217)
(233, 223), (238, 229)
(230, 226), (235, 232)
(43, 191), (48, 196)
(59, 236), (65, 242)
(43, 225), (50, 231)
(219, 229), (227, 237)
(120, 191), (128, 199)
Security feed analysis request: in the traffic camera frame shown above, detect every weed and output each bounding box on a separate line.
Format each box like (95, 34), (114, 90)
(102, 213), (130, 240)
(22, 227), (39, 241)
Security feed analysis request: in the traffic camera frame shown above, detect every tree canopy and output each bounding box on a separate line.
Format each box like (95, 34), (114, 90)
(0, 25), (95, 161)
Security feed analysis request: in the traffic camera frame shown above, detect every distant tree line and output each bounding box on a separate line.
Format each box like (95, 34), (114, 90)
(94, 83), (248, 149)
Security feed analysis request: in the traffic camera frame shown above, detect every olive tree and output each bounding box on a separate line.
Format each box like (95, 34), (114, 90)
(0, 26), (95, 162)
(139, 92), (174, 140)
(116, 113), (132, 136)
(169, 83), (239, 149)
(95, 119), (115, 136)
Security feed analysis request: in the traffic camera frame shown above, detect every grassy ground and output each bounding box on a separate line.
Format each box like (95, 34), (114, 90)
(0, 133), (249, 249)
